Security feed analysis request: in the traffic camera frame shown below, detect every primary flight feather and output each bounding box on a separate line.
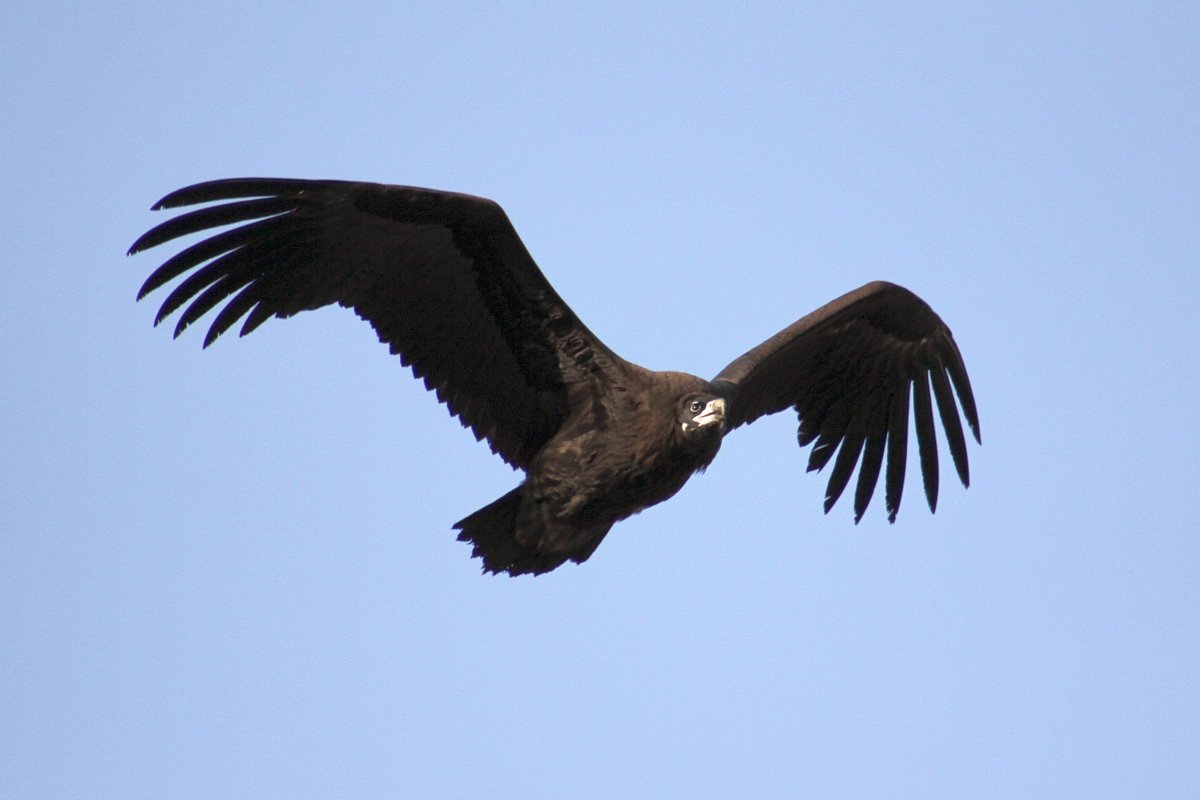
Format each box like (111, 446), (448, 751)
(129, 178), (981, 575)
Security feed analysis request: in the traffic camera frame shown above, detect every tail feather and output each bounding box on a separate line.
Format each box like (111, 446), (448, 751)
(453, 488), (570, 576)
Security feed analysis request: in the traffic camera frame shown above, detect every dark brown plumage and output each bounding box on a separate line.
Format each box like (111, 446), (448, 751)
(129, 178), (981, 576)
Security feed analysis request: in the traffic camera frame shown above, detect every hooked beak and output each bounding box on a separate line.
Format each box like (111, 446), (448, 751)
(693, 398), (726, 430)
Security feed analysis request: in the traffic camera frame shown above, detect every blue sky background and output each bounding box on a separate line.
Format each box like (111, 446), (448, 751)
(3, 2), (1197, 797)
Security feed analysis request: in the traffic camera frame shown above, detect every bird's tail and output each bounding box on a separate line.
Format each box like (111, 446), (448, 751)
(453, 487), (570, 577)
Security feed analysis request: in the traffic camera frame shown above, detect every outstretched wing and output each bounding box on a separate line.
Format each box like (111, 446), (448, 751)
(128, 178), (626, 469)
(712, 281), (980, 522)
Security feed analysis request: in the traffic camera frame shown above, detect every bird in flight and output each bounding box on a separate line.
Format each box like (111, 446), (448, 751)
(129, 178), (981, 576)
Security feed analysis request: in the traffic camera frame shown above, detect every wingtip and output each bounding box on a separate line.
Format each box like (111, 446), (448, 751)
(127, 235), (153, 257)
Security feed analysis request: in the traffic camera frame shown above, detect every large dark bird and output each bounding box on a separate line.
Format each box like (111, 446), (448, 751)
(129, 178), (981, 575)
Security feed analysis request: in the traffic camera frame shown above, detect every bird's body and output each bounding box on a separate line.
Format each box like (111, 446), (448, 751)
(461, 369), (725, 574)
(130, 178), (980, 575)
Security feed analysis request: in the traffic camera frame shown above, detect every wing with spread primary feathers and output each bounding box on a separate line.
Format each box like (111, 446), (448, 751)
(712, 281), (980, 522)
(128, 178), (626, 469)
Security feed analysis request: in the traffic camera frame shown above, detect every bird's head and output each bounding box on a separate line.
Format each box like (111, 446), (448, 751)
(677, 393), (726, 438)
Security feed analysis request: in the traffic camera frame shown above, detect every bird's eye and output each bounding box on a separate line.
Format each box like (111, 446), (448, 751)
(689, 400), (704, 414)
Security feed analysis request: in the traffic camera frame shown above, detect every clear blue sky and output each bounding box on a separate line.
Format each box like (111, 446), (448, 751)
(4, 2), (1197, 797)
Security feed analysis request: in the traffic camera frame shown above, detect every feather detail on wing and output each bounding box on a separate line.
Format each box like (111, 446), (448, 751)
(129, 178), (625, 468)
(712, 281), (980, 522)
